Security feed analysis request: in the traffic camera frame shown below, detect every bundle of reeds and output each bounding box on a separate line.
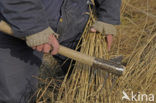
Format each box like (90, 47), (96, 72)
(54, 2), (122, 103)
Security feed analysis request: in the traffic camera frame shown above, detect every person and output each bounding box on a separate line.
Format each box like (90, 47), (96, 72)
(0, 0), (121, 102)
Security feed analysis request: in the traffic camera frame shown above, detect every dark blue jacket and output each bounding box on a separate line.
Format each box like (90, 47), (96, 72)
(0, 0), (121, 42)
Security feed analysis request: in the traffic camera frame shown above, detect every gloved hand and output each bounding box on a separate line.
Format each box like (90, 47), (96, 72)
(90, 21), (117, 51)
(26, 27), (59, 55)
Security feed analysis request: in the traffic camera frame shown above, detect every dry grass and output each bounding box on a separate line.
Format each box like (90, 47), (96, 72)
(36, 0), (156, 102)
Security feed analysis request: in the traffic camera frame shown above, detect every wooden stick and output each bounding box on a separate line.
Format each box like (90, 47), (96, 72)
(0, 21), (13, 35)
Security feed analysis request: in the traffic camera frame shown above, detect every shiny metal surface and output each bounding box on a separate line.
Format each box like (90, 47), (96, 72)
(93, 58), (125, 76)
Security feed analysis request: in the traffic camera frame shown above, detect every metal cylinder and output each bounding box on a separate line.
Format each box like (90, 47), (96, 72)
(93, 58), (125, 76)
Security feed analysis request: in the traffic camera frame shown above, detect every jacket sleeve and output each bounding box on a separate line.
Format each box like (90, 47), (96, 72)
(0, 13), (2, 21)
(95, 0), (121, 25)
(0, 0), (49, 38)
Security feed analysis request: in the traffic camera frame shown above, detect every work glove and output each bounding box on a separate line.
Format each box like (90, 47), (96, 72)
(91, 20), (116, 36)
(26, 27), (59, 55)
(91, 20), (117, 51)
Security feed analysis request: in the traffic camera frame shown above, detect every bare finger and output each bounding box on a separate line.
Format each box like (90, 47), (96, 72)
(43, 44), (51, 53)
(106, 34), (113, 51)
(36, 45), (44, 52)
(48, 35), (59, 55)
(90, 28), (97, 33)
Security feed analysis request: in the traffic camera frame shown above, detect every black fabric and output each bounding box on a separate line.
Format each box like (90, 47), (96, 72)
(0, 32), (42, 103)
(95, 0), (121, 25)
(0, 13), (2, 21)
(0, 0), (120, 39)
(56, 0), (89, 42)
(41, 0), (64, 32)
(0, 0), (49, 38)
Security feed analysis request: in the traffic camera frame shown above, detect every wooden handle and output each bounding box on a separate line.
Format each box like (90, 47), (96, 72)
(0, 21), (13, 35)
(59, 45), (94, 66)
(0, 20), (95, 66)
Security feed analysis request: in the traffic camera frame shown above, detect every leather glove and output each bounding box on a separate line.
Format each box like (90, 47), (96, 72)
(91, 21), (117, 36)
(26, 27), (58, 47)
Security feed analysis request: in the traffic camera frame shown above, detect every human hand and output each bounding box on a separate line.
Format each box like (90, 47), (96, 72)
(32, 34), (59, 55)
(26, 27), (59, 55)
(90, 28), (113, 51)
(90, 21), (116, 51)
